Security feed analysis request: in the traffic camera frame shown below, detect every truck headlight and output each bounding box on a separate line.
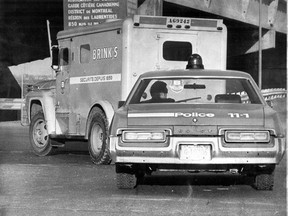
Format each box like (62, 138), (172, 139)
(122, 131), (166, 142)
(224, 131), (270, 143)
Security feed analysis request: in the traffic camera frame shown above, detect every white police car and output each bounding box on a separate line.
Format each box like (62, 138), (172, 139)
(109, 57), (285, 190)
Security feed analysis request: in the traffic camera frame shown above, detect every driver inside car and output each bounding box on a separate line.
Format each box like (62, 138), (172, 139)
(142, 81), (175, 103)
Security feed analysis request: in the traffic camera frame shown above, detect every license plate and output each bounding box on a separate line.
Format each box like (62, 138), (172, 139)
(180, 145), (211, 161)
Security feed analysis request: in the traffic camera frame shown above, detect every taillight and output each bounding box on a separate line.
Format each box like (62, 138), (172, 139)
(225, 131), (270, 143)
(122, 131), (166, 142)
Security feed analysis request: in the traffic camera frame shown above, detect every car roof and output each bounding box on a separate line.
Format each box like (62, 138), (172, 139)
(139, 69), (252, 79)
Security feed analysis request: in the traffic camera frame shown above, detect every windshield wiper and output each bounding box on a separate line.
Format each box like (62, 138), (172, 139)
(176, 97), (201, 103)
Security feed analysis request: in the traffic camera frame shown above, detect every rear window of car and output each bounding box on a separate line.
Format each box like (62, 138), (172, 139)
(128, 77), (262, 104)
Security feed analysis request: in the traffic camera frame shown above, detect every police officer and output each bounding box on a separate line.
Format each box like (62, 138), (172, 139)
(143, 81), (175, 103)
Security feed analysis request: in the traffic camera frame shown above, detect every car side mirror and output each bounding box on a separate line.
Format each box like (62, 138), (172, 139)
(118, 101), (125, 108)
(51, 45), (60, 72)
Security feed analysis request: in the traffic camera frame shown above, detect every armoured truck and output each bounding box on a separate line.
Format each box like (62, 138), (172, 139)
(21, 15), (227, 164)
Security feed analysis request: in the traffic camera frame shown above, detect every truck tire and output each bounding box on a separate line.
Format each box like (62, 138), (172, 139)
(116, 173), (137, 189)
(254, 173), (274, 190)
(88, 107), (111, 165)
(29, 112), (55, 156)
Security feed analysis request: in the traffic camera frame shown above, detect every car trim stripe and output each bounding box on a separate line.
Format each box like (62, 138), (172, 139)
(128, 113), (175, 118)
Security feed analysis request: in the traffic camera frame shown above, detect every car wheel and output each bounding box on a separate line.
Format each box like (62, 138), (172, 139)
(88, 107), (111, 165)
(116, 173), (137, 189)
(29, 112), (55, 156)
(254, 173), (274, 190)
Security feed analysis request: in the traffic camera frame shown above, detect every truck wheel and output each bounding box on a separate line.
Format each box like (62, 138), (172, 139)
(88, 107), (111, 165)
(254, 173), (274, 190)
(29, 112), (55, 156)
(116, 173), (137, 189)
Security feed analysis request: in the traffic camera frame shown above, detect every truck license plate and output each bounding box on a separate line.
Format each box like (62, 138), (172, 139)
(180, 145), (211, 161)
(167, 17), (191, 25)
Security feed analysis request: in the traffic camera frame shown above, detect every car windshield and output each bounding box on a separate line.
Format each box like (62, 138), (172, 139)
(128, 77), (262, 104)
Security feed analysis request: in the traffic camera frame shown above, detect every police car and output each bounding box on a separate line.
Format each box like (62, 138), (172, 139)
(109, 55), (285, 190)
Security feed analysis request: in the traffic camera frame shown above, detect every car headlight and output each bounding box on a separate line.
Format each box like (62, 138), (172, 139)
(122, 131), (166, 142)
(225, 131), (270, 143)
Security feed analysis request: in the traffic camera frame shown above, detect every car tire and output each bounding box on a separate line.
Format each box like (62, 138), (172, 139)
(88, 107), (111, 165)
(29, 112), (56, 156)
(254, 173), (274, 190)
(116, 173), (137, 189)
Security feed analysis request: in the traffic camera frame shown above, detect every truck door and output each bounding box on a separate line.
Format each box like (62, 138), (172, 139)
(56, 39), (71, 113)
(157, 33), (197, 70)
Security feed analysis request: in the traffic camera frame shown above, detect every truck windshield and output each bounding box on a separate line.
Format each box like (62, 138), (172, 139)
(128, 77), (262, 104)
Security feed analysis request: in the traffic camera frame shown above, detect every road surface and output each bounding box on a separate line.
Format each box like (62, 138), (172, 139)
(0, 119), (286, 216)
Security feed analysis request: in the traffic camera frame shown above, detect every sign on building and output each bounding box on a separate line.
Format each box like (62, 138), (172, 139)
(63, 0), (138, 29)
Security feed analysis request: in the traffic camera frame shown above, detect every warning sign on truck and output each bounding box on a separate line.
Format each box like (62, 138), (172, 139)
(63, 0), (137, 29)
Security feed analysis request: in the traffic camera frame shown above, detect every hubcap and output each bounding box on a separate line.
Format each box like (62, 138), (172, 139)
(33, 119), (48, 148)
(90, 124), (104, 156)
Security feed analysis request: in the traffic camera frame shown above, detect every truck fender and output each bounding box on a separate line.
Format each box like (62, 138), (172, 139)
(28, 96), (56, 135)
(85, 100), (115, 139)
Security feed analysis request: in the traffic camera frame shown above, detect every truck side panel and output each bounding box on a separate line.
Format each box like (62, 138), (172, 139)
(58, 28), (123, 136)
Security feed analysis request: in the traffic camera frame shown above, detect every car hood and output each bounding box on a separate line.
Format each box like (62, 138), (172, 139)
(127, 103), (264, 127)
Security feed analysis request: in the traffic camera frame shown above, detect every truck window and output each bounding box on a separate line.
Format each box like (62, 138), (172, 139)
(80, 44), (90, 63)
(163, 41), (192, 61)
(60, 48), (69, 66)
